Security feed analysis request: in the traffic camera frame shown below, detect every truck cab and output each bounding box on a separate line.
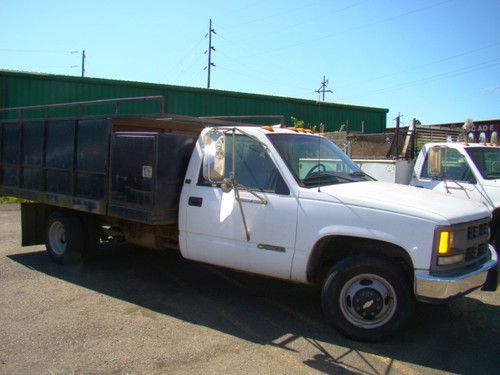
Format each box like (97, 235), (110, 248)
(410, 142), (500, 243)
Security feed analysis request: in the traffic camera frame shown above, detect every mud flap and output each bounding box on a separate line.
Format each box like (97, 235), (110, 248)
(481, 267), (498, 291)
(21, 203), (52, 246)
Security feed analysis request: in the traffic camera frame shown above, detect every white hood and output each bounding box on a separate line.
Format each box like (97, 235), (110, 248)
(300, 181), (490, 225)
(479, 179), (500, 210)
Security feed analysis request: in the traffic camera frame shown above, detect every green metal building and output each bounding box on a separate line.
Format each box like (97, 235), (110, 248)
(0, 70), (388, 133)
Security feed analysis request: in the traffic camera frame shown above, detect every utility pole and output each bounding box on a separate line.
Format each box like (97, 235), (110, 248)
(81, 50), (86, 78)
(394, 113), (402, 159)
(315, 75), (332, 101)
(204, 19), (216, 88)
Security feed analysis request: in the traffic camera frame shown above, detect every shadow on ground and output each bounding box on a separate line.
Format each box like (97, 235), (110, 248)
(8, 244), (500, 374)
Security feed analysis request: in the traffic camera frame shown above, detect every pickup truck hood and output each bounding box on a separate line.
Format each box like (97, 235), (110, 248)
(479, 179), (500, 210)
(300, 181), (490, 225)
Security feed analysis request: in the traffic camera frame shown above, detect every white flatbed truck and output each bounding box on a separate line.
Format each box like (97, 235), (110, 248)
(0, 99), (497, 341)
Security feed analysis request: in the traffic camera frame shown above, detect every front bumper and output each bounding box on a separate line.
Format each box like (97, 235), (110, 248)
(415, 246), (498, 301)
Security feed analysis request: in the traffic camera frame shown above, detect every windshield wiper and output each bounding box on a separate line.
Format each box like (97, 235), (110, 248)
(484, 172), (500, 179)
(349, 170), (375, 180)
(302, 171), (356, 186)
(349, 171), (366, 176)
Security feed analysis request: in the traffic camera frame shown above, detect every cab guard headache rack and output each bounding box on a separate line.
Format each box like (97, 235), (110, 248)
(0, 96), (286, 128)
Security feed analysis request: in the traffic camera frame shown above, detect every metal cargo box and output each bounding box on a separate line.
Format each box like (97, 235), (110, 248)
(0, 118), (109, 213)
(108, 131), (196, 224)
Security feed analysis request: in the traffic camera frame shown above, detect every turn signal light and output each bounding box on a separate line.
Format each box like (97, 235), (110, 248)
(438, 231), (450, 254)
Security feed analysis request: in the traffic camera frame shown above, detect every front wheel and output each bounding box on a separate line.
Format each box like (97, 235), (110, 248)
(322, 256), (414, 342)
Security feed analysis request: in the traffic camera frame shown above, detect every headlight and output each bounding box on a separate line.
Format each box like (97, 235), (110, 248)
(437, 253), (465, 265)
(435, 228), (464, 265)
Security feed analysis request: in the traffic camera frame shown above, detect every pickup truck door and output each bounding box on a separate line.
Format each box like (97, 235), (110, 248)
(182, 134), (298, 280)
(412, 147), (483, 203)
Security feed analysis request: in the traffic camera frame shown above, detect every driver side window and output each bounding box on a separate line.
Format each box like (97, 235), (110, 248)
(199, 134), (289, 195)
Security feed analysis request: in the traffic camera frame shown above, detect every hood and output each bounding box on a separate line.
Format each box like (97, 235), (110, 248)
(479, 179), (500, 210)
(299, 181), (490, 225)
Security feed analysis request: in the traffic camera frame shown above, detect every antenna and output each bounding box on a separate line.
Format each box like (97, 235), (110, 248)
(317, 131), (322, 192)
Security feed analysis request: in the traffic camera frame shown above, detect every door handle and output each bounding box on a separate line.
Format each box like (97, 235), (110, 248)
(188, 196), (203, 207)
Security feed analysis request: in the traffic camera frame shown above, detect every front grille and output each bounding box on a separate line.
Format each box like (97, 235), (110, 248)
(465, 242), (488, 262)
(464, 221), (490, 264)
(467, 222), (489, 240)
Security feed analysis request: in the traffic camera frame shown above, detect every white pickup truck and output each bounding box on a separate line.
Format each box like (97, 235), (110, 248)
(358, 142), (500, 243)
(183, 127), (497, 341)
(1, 112), (497, 342)
(410, 142), (500, 242)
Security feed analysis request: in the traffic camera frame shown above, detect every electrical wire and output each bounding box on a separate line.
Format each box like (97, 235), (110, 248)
(336, 41), (500, 90)
(343, 57), (500, 100)
(241, 0), (454, 58)
(0, 49), (79, 54)
(216, 50), (311, 92)
(219, 0), (368, 44)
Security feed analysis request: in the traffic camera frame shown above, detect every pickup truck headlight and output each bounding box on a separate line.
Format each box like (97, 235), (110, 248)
(432, 219), (491, 274)
(435, 229), (465, 265)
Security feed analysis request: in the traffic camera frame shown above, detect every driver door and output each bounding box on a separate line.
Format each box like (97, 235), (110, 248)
(183, 134), (298, 280)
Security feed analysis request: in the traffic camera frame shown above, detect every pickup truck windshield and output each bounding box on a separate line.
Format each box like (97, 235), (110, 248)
(267, 133), (372, 187)
(466, 147), (500, 180)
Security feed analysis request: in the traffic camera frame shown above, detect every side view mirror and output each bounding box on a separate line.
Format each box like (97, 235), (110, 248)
(202, 130), (226, 182)
(427, 146), (442, 177)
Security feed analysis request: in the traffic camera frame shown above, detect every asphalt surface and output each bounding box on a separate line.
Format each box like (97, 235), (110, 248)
(0, 204), (499, 374)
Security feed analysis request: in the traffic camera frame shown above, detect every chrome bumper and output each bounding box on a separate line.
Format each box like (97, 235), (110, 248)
(415, 247), (498, 301)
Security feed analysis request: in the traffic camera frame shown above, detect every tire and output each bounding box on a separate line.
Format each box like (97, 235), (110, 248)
(321, 255), (415, 342)
(45, 211), (85, 264)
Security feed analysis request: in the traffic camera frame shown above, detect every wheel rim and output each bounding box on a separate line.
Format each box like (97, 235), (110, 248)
(339, 273), (397, 329)
(49, 221), (67, 255)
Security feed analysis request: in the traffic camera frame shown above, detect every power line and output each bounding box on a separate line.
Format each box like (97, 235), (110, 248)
(216, 50), (311, 92)
(218, 0), (367, 45)
(169, 36), (206, 81)
(336, 41), (500, 90)
(0, 48), (79, 54)
(0, 65), (79, 69)
(344, 57), (500, 100)
(241, 0), (454, 59)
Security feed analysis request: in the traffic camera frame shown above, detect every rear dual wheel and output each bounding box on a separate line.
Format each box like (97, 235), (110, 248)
(45, 211), (87, 264)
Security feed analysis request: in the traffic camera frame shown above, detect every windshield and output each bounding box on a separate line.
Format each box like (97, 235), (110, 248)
(466, 147), (500, 180)
(267, 133), (373, 187)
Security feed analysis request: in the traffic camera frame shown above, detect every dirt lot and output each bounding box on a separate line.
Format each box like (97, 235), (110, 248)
(0, 204), (499, 375)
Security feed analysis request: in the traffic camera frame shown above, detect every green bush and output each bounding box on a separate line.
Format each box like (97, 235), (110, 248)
(0, 196), (24, 204)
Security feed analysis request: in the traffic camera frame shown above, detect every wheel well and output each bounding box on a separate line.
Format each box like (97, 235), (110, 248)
(307, 235), (414, 286)
(21, 203), (102, 247)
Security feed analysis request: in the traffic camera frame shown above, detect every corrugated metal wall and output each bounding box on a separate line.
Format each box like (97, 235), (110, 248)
(0, 71), (388, 133)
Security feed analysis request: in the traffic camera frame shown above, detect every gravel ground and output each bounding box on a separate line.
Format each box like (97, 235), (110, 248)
(0, 204), (499, 375)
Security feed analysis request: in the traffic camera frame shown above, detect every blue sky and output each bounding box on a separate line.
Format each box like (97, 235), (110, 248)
(1, 0), (499, 127)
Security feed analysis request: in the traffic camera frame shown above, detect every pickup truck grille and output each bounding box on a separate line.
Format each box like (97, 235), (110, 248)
(467, 223), (489, 240)
(465, 242), (488, 262)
